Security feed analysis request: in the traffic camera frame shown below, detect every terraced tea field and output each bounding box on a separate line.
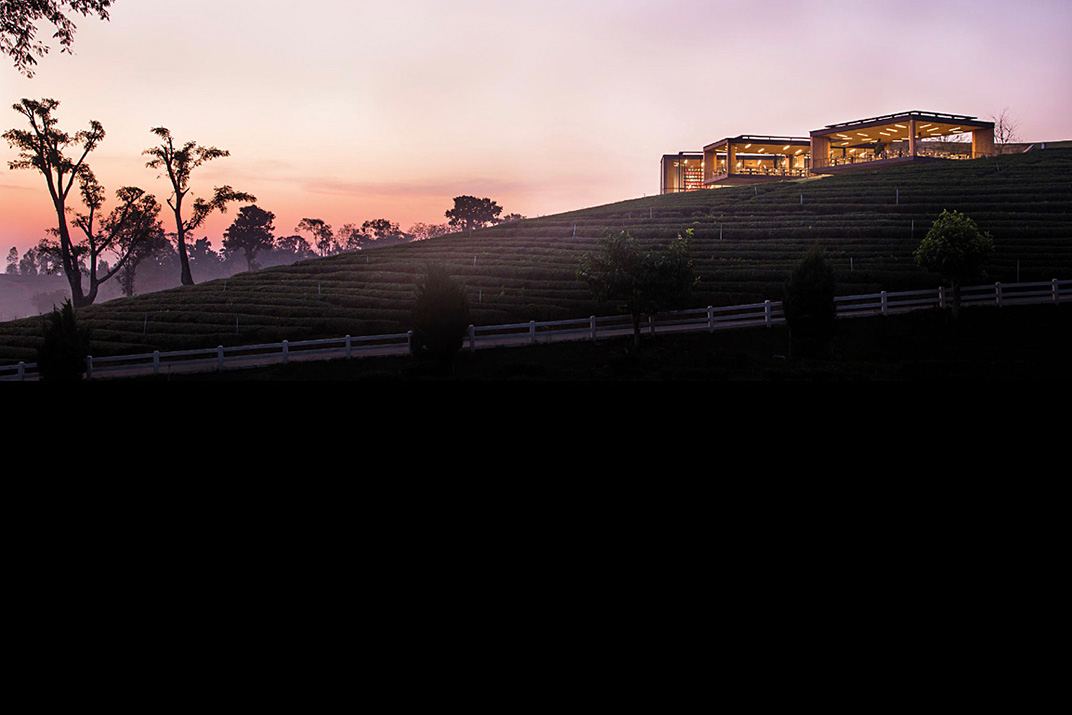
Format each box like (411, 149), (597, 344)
(1, 148), (1069, 366)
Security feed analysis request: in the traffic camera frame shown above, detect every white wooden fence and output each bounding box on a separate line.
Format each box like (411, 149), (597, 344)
(2, 278), (1067, 381)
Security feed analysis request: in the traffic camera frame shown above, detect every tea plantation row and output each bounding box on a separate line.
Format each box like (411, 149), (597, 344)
(0, 149), (1068, 365)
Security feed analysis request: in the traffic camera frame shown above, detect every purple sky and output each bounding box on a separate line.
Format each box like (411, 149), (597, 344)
(3, 0), (1071, 255)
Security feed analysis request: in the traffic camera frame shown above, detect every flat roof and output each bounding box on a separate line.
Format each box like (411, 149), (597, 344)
(812, 110), (993, 139)
(703, 135), (810, 153)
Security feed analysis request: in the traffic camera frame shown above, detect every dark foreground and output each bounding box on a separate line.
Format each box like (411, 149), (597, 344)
(130, 303), (1072, 382)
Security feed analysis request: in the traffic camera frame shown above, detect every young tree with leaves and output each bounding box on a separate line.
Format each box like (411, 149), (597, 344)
(222, 204), (275, 271)
(1, 0), (112, 76)
(578, 229), (697, 348)
(144, 126), (254, 286)
(914, 210), (994, 318)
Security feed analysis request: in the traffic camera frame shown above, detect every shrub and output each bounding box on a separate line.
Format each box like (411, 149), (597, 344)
(37, 299), (91, 381)
(410, 265), (470, 368)
(784, 247), (837, 359)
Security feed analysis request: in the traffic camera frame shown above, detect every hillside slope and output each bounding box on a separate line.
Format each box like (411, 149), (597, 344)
(0, 149), (1069, 365)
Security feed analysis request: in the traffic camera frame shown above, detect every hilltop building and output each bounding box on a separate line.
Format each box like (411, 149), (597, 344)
(660, 152), (704, 193)
(809, 110), (995, 174)
(702, 136), (810, 188)
(661, 109), (997, 193)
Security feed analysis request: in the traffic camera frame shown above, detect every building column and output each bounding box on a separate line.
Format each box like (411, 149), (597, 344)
(727, 143), (737, 176)
(909, 119), (917, 158)
(973, 127), (995, 158)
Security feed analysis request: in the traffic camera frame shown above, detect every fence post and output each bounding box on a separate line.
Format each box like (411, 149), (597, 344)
(648, 315), (655, 335)
(17, 362), (24, 381)
(86, 355), (93, 380)
(996, 282), (1002, 307)
(468, 325), (475, 352)
(764, 300), (772, 328)
(590, 315), (597, 341)
(217, 346), (224, 371)
(707, 306), (714, 332)
(153, 351), (160, 376)
(939, 286), (946, 309)
(345, 335), (352, 359)
(282, 340), (289, 364)
(881, 291), (888, 316)
(1054, 279), (1060, 304)
(529, 320), (536, 344)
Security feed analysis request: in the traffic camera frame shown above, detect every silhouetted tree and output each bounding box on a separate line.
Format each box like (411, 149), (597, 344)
(408, 222), (451, 241)
(116, 227), (169, 297)
(578, 229), (697, 348)
(295, 217), (336, 256)
(336, 223), (366, 252)
(445, 196), (502, 232)
(144, 126), (254, 286)
(914, 209), (994, 318)
(1, 1), (112, 76)
(783, 247), (837, 358)
(276, 233), (315, 260)
(410, 264), (470, 370)
(5, 246), (16, 274)
(990, 107), (1021, 154)
(37, 297), (90, 380)
(361, 218), (408, 247)
(222, 204), (275, 271)
(4, 97), (105, 306)
(70, 169), (165, 304)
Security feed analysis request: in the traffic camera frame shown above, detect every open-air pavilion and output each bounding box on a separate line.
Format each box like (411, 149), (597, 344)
(809, 110), (995, 174)
(702, 136), (811, 187)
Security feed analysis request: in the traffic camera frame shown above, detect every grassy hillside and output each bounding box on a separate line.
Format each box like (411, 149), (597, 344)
(0, 149), (1069, 366)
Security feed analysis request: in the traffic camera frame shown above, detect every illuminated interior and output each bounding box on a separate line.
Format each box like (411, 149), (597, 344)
(810, 111), (995, 172)
(660, 153), (705, 194)
(702, 136), (811, 187)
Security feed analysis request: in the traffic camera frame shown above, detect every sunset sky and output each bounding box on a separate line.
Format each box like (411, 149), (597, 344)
(2, 0), (1071, 255)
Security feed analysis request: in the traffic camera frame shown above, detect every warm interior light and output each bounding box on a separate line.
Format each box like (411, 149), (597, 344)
(895, 124), (907, 128)
(783, 145), (790, 150)
(744, 144), (752, 149)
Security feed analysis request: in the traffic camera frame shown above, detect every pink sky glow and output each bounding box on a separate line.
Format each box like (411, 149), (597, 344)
(2, 0), (1071, 255)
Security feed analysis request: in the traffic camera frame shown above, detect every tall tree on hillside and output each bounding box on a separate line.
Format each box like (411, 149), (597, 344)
(445, 195), (502, 233)
(222, 204), (276, 271)
(144, 126), (254, 286)
(5, 246), (17, 273)
(1, 0), (112, 76)
(4, 97), (105, 306)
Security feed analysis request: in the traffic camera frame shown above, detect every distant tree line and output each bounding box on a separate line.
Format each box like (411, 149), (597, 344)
(4, 97), (524, 307)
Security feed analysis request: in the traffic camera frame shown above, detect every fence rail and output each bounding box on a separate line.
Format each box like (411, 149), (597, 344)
(2, 278), (1068, 381)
